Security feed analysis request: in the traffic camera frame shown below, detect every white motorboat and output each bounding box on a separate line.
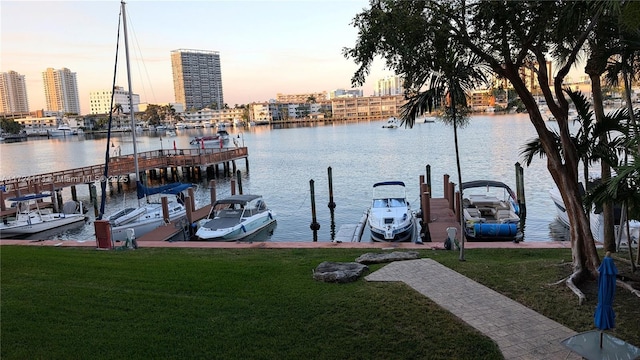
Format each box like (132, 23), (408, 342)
(367, 181), (417, 242)
(0, 193), (86, 238)
(195, 194), (276, 241)
(549, 186), (639, 247)
(48, 124), (73, 137)
(461, 180), (521, 241)
(382, 117), (400, 128)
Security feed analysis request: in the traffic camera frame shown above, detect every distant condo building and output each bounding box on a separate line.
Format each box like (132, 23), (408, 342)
(89, 86), (140, 115)
(374, 75), (405, 96)
(0, 70), (30, 114)
(329, 89), (363, 99)
(276, 91), (327, 103)
(42, 67), (81, 114)
(171, 49), (224, 111)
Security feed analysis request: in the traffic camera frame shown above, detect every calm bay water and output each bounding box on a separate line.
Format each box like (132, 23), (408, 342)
(0, 114), (571, 242)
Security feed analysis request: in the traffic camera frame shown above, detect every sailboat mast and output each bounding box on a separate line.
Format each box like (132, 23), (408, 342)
(121, 0), (140, 207)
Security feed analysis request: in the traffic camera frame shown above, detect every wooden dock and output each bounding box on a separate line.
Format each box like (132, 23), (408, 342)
(0, 147), (248, 199)
(135, 205), (213, 242)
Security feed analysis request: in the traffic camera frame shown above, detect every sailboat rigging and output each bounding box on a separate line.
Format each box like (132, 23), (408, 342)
(97, 1), (193, 243)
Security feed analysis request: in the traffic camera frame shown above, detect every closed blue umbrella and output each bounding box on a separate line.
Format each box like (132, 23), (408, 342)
(594, 253), (618, 348)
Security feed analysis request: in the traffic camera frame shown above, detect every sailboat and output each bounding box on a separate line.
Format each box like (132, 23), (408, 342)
(98, 1), (192, 243)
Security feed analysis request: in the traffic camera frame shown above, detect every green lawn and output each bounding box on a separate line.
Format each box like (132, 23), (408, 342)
(1, 246), (638, 359)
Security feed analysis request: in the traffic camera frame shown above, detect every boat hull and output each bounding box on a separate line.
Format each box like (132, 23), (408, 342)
(195, 213), (276, 241)
(0, 214), (85, 237)
(369, 220), (415, 242)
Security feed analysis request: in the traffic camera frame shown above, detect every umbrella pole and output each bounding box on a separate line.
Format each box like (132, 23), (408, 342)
(600, 331), (603, 348)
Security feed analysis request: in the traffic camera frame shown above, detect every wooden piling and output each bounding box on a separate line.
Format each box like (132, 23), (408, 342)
(327, 167), (336, 210)
(70, 185), (78, 202)
(245, 157), (249, 173)
(161, 196), (169, 223)
(89, 183), (98, 216)
(309, 179), (320, 242)
(187, 187), (195, 212)
(50, 184), (58, 213)
(185, 196), (193, 224)
(56, 190), (63, 211)
(209, 180), (216, 205)
(515, 162), (527, 220)
(236, 170), (243, 194)
(230, 179), (236, 195)
(443, 174), (450, 201)
(426, 165), (432, 198)
(448, 181), (455, 211)
(0, 189), (6, 212)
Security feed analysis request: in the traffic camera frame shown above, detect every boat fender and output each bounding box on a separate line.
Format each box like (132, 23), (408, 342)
(241, 225), (247, 233)
(268, 212), (273, 220)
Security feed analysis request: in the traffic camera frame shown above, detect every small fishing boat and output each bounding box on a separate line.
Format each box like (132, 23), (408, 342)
(382, 117), (400, 128)
(0, 193), (86, 238)
(367, 181), (417, 242)
(461, 180), (521, 241)
(195, 194), (276, 241)
(190, 135), (220, 145)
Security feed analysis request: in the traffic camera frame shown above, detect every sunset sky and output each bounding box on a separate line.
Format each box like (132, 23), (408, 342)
(1, 0), (394, 113)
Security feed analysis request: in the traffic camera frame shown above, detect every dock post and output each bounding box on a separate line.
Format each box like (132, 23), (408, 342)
(245, 157), (249, 173)
(309, 179), (320, 242)
(56, 190), (63, 211)
(187, 187), (195, 212)
(71, 185), (78, 202)
(161, 197), (169, 223)
(89, 183), (98, 216)
(209, 180), (216, 205)
(0, 189), (5, 212)
(236, 170), (243, 194)
(184, 195), (194, 237)
(230, 179), (236, 195)
(448, 181), (455, 211)
(426, 165), (432, 197)
(232, 160), (237, 174)
(50, 184), (58, 213)
(443, 174), (450, 201)
(454, 190), (461, 220)
(327, 167), (336, 241)
(515, 162), (527, 220)
(420, 182), (432, 242)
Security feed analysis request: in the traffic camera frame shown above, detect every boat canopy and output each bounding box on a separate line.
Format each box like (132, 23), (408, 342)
(461, 180), (517, 198)
(136, 182), (192, 199)
(373, 181), (405, 188)
(8, 193), (51, 202)
(214, 194), (262, 206)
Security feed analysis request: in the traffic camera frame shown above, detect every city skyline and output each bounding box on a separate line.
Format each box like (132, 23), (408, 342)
(1, 0), (393, 114)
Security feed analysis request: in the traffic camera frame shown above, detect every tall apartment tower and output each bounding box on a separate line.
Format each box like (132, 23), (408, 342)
(171, 49), (224, 111)
(0, 70), (30, 114)
(374, 75), (405, 96)
(42, 67), (81, 114)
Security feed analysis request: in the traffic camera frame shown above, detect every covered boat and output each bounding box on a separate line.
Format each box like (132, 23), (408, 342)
(107, 182), (193, 242)
(195, 194), (276, 241)
(461, 180), (521, 241)
(0, 193), (86, 238)
(367, 181), (417, 242)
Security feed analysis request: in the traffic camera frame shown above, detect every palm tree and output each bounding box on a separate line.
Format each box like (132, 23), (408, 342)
(402, 45), (490, 261)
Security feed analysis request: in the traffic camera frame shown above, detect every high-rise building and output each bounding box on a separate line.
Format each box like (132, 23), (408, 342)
(374, 75), (405, 96)
(171, 49), (224, 111)
(42, 67), (81, 114)
(0, 70), (30, 114)
(89, 86), (140, 115)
